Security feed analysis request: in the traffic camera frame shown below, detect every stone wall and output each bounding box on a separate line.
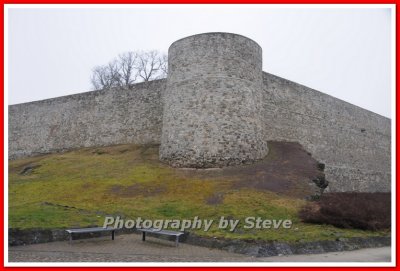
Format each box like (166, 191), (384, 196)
(9, 79), (165, 159)
(160, 33), (268, 167)
(8, 32), (391, 192)
(261, 72), (391, 192)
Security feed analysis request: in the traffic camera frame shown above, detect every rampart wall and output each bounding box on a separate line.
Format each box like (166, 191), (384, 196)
(8, 32), (391, 192)
(9, 79), (165, 159)
(261, 72), (391, 192)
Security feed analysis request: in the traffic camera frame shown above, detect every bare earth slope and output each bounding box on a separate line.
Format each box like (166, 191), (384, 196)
(178, 141), (325, 199)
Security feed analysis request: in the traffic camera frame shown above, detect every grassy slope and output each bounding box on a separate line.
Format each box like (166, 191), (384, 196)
(9, 144), (388, 242)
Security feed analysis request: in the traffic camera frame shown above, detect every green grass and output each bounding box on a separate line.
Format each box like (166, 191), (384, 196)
(8, 144), (389, 242)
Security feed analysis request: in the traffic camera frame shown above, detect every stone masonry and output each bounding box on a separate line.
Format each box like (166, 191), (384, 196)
(160, 33), (268, 167)
(8, 32), (391, 192)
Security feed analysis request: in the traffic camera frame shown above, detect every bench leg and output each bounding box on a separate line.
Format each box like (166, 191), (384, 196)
(112, 230), (115, 240)
(175, 236), (179, 247)
(142, 232), (146, 241)
(69, 234), (72, 245)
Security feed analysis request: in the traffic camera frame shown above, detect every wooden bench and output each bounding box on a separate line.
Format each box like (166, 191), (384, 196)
(65, 227), (117, 244)
(137, 228), (184, 247)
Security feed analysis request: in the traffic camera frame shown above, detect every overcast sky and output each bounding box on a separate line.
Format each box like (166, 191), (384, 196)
(7, 6), (392, 118)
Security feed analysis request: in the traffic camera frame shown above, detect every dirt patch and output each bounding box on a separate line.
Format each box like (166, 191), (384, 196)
(81, 182), (95, 190)
(8, 154), (50, 175)
(228, 141), (325, 198)
(110, 183), (166, 197)
(69, 144), (146, 157)
(205, 192), (224, 205)
(19, 164), (41, 175)
(92, 149), (107, 155)
(176, 141), (326, 198)
(299, 192), (391, 231)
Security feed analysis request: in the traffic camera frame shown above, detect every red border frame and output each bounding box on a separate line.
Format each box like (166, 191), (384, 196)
(0, 1), (397, 3)
(1, 1), (397, 270)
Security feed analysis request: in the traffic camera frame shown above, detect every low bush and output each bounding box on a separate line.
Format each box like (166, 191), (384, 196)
(299, 192), (391, 231)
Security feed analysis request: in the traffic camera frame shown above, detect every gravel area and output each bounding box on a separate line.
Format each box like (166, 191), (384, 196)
(8, 233), (391, 263)
(9, 233), (253, 262)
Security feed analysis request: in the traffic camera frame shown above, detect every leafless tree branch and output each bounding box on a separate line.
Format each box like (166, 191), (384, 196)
(91, 50), (167, 90)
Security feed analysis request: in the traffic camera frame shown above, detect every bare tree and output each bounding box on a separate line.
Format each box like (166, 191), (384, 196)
(91, 50), (167, 90)
(136, 51), (166, 82)
(90, 60), (121, 90)
(91, 66), (105, 90)
(159, 54), (168, 77)
(107, 60), (122, 87)
(119, 51), (138, 88)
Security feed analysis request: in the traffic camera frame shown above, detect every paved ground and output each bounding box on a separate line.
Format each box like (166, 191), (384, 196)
(8, 233), (391, 262)
(261, 247), (391, 262)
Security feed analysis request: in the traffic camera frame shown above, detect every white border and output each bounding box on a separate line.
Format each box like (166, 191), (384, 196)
(4, 3), (9, 267)
(4, 3), (396, 267)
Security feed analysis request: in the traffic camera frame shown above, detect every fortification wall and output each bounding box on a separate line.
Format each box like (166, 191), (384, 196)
(8, 32), (391, 192)
(160, 33), (268, 167)
(261, 72), (391, 192)
(8, 79), (165, 159)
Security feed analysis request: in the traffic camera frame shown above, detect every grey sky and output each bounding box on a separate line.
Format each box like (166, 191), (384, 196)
(7, 6), (392, 118)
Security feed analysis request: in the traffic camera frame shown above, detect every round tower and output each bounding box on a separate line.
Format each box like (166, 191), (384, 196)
(160, 33), (268, 168)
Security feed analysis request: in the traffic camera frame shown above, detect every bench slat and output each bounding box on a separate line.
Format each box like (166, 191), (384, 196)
(66, 227), (116, 234)
(138, 228), (184, 236)
(139, 228), (184, 247)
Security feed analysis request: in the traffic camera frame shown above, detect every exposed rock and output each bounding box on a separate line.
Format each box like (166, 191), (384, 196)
(19, 164), (41, 175)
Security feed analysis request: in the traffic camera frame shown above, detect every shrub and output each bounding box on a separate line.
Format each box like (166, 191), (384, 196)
(299, 192), (391, 231)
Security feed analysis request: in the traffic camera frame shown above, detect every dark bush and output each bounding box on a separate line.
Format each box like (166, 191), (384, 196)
(299, 192), (391, 231)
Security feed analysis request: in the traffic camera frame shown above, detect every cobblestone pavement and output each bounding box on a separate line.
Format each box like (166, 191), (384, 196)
(8, 233), (392, 263)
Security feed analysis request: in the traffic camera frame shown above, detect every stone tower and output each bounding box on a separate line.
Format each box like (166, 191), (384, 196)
(160, 32), (268, 168)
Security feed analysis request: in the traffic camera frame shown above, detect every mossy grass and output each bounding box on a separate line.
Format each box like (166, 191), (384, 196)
(9, 144), (389, 242)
